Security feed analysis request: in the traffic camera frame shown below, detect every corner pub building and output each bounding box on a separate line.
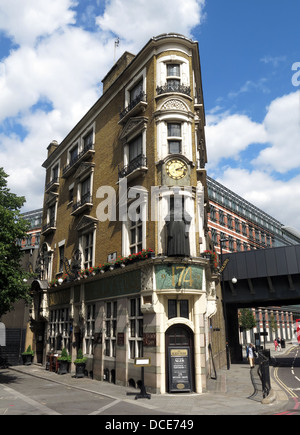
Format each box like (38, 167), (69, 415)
(31, 34), (226, 394)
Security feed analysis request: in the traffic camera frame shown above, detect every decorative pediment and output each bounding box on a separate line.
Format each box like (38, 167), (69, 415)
(119, 117), (148, 142)
(76, 214), (98, 232)
(160, 98), (189, 112)
(74, 162), (95, 180)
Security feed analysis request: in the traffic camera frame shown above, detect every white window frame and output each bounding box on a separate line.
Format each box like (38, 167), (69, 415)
(156, 55), (190, 88)
(85, 304), (95, 356)
(51, 162), (60, 181)
(105, 301), (117, 358)
(167, 122), (182, 154)
(128, 298), (143, 360)
(122, 188), (147, 257)
(80, 229), (95, 270)
(49, 308), (71, 351)
(124, 68), (147, 110)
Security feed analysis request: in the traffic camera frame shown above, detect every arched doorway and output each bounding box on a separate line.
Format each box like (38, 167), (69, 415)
(165, 324), (194, 393)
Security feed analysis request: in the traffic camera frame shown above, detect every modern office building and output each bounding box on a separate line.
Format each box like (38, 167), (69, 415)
(207, 176), (300, 255)
(30, 34), (224, 394)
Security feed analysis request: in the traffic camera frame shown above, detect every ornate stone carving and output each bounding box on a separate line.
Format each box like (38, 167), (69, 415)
(161, 99), (188, 112)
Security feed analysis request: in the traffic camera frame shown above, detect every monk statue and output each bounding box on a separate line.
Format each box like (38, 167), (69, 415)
(165, 208), (191, 257)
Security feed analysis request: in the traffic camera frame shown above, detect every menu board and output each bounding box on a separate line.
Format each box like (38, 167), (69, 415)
(168, 347), (192, 393)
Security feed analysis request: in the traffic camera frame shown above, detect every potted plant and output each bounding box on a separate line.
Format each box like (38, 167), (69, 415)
(21, 345), (34, 365)
(57, 348), (71, 374)
(74, 349), (87, 378)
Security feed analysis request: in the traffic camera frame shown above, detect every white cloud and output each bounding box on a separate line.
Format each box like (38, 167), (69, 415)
(0, 0), (207, 211)
(206, 91), (300, 174)
(205, 113), (267, 166)
(96, 0), (206, 44)
(215, 168), (300, 230)
(206, 91), (300, 229)
(252, 91), (300, 173)
(0, 0), (77, 46)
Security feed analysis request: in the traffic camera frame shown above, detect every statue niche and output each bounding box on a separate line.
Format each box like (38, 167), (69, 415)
(164, 197), (191, 257)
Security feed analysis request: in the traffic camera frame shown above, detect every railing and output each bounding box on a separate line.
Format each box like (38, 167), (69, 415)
(42, 218), (56, 234)
(45, 177), (59, 192)
(72, 192), (92, 213)
(118, 155), (147, 179)
(156, 83), (191, 97)
(249, 349), (271, 400)
(62, 143), (94, 176)
(119, 92), (147, 120)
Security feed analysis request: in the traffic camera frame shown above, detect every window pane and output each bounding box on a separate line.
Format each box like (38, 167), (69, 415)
(168, 123), (181, 137)
(169, 140), (181, 154)
(166, 79), (180, 90)
(180, 300), (189, 319)
(167, 64), (180, 76)
(84, 131), (93, 148)
(130, 80), (143, 102)
(82, 177), (90, 195)
(130, 299), (136, 316)
(130, 228), (136, 244)
(168, 300), (177, 319)
(70, 146), (78, 162)
(138, 319), (143, 337)
(129, 135), (142, 161)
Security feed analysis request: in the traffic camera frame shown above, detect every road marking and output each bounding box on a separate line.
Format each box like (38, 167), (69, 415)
(88, 399), (121, 415)
(0, 383), (61, 415)
(273, 367), (298, 399)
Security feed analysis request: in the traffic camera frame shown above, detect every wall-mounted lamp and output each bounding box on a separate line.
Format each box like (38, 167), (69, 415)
(58, 277), (64, 285)
(231, 277), (237, 284)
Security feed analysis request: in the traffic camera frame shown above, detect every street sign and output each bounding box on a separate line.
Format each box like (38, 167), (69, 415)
(134, 357), (151, 367)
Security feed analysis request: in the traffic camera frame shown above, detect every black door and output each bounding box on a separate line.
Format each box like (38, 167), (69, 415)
(165, 325), (194, 393)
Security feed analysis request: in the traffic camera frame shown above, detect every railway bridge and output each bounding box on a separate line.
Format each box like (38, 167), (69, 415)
(221, 244), (300, 361)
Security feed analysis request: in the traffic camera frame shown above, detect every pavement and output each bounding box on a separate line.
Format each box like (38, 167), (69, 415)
(5, 343), (296, 415)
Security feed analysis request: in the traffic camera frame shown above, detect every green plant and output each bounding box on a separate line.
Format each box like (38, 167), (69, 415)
(22, 345), (34, 356)
(239, 308), (257, 331)
(74, 349), (87, 364)
(57, 348), (71, 362)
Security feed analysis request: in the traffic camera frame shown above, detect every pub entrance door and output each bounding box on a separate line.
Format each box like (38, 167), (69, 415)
(165, 324), (194, 393)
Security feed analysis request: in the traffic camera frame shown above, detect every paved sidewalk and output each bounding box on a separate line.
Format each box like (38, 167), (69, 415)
(6, 343), (295, 415)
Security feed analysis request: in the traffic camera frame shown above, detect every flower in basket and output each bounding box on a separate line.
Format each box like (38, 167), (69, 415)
(88, 266), (96, 276)
(114, 256), (126, 266)
(203, 250), (218, 269)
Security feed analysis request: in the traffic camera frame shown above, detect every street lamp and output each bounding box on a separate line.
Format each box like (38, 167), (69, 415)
(220, 238), (230, 370)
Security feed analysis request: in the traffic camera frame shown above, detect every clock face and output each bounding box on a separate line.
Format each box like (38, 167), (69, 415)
(166, 159), (188, 180)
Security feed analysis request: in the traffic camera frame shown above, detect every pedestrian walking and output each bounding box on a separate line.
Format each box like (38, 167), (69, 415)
(277, 337), (281, 352)
(246, 343), (257, 368)
(274, 339), (278, 351)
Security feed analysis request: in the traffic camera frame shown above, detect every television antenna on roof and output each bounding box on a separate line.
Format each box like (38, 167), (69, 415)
(114, 37), (120, 62)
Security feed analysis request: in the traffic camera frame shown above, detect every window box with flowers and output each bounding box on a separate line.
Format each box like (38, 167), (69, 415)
(48, 249), (156, 287)
(201, 250), (218, 270)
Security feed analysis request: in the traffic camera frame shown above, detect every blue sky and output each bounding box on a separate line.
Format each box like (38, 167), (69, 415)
(0, 0), (299, 229)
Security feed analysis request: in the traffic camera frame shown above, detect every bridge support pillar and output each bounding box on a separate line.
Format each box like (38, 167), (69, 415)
(227, 305), (243, 363)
